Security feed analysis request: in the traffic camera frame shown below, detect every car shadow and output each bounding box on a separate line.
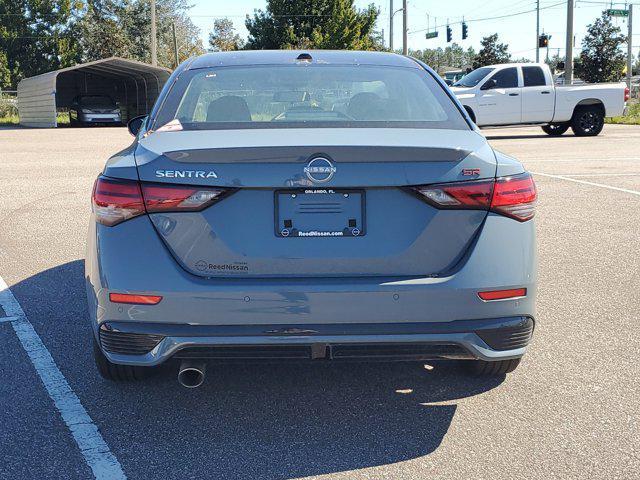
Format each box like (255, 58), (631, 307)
(484, 133), (571, 140)
(8, 260), (507, 479)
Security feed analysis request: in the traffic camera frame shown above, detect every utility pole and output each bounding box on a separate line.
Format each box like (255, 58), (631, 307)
(565, 0), (574, 84)
(150, 0), (157, 66)
(390, 0), (394, 51)
(172, 22), (178, 69)
(402, 0), (408, 55)
(536, 0), (540, 62)
(627, 4), (633, 92)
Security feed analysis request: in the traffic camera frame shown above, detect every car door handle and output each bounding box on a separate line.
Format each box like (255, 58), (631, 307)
(508, 93), (519, 96)
(541, 91), (551, 94)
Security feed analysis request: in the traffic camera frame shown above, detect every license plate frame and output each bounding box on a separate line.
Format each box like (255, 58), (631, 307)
(274, 188), (366, 238)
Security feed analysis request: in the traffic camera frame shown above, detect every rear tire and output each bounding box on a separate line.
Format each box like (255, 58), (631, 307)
(570, 105), (604, 136)
(465, 358), (521, 376)
(541, 123), (569, 136)
(93, 337), (153, 381)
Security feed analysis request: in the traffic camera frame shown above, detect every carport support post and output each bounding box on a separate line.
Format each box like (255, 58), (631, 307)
(150, 0), (157, 66)
(628, 5), (633, 92)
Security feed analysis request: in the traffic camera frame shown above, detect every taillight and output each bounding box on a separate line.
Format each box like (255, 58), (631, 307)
(141, 184), (227, 213)
(92, 177), (145, 226)
(92, 176), (229, 226)
(411, 172), (537, 222)
(624, 87), (630, 102)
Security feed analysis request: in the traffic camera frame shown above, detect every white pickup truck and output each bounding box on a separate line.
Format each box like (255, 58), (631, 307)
(451, 63), (628, 136)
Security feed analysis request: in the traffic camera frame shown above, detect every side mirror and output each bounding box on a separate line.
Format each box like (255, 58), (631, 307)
(481, 79), (497, 90)
(127, 115), (147, 137)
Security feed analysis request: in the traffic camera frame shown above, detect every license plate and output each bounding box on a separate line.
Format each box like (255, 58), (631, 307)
(275, 189), (365, 238)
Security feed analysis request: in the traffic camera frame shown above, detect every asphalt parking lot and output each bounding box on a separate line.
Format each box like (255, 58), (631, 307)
(0, 124), (639, 479)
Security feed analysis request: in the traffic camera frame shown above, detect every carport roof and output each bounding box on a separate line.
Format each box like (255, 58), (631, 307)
(21, 56), (172, 82)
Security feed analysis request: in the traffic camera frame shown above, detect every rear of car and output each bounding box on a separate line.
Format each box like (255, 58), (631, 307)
(86, 51), (537, 386)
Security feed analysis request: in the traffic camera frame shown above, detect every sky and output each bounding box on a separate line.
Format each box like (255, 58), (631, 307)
(188, 0), (639, 62)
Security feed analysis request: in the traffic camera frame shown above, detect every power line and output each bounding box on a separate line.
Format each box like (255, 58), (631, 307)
(409, 1), (566, 34)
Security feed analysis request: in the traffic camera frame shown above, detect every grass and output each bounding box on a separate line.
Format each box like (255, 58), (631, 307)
(0, 112), (70, 126)
(606, 100), (640, 125)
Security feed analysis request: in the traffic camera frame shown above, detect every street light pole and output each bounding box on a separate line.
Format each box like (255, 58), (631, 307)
(390, 0), (394, 51)
(627, 4), (634, 92)
(150, 0), (157, 66)
(565, 0), (574, 85)
(402, 0), (408, 55)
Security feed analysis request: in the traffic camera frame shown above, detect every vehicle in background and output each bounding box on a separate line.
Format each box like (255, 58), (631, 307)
(451, 63), (628, 136)
(553, 73), (585, 85)
(443, 70), (465, 86)
(69, 95), (122, 126)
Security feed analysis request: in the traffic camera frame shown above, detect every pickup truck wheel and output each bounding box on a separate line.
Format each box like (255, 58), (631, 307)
(571, 106), (604, 136)
(541, 123), (569, 136)
(93, 337), (153, 381)
(464, 358), (521, 376)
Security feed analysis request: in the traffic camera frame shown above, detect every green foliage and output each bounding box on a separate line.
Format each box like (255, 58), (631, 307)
(76, 0), (205, 67)
(0, 0), (204, 88)
(209, 18), (244, 52)
(574, 12), (626, 83)
(409, 44), (476, 72)
(0, 0), (81, 89)
(245, 0), (380, 50)
(472, 34), (511, 69)
(606, 100), (640, 125)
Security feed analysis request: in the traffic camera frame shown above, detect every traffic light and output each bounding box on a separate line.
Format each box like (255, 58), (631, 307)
(446, 25), (452, 43)
(462, 22), (468, 40)
(538, 34), (549, 48)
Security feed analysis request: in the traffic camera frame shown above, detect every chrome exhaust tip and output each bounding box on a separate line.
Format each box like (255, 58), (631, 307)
(178, 360), (206, 388)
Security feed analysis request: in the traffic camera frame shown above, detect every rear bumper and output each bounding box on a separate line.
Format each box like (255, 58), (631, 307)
(98, 316), (534, 366)
(86, 212), (537, 366)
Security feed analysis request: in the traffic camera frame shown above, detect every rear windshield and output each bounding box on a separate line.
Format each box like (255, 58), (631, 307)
(152, 65), (468, 131)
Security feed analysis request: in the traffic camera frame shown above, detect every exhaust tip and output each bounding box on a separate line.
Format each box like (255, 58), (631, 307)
(178, 361), (206, 388)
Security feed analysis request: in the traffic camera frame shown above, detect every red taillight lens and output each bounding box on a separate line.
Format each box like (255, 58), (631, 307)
(141, 184), (227, 213)
(490, 173), (537, 221)
(411, 172), (537, 222)
(109, 293), (163, 305)
(624, 87), (630, 102)
(92, 177), (145, 226)
(92, 176), (229, 226)
(478, 288), (527, 301)
(412, 179), (493, 209)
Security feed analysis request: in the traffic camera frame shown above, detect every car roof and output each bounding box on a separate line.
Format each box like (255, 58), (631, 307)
(188, 50), (421, 70)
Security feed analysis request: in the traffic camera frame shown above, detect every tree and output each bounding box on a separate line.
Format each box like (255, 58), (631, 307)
(409, 44), (476, 73)
(75, 0), (205, 68)
(245, 0), (380, 50)
(574, 12), (626, 83)
(472, 34), (511, 69)
(0, 0), (80, 89)
(209, 18), (244, 51)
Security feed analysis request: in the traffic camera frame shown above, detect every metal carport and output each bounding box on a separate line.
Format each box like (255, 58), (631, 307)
(17, 57), (171, 128)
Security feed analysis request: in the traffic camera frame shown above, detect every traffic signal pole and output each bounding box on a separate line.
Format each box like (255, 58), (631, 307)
(536, 0), (540, 62)
(565, 0), (574, 85)
(402, 0), (408, 55)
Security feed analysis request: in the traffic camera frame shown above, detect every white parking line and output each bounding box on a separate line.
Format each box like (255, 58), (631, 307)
(531, 172), (640, 196)
(0, 275), (126, 480)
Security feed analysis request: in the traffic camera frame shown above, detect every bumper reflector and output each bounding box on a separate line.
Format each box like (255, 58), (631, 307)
(109, 293), (163, 305)
(478, 288), (527, 301)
